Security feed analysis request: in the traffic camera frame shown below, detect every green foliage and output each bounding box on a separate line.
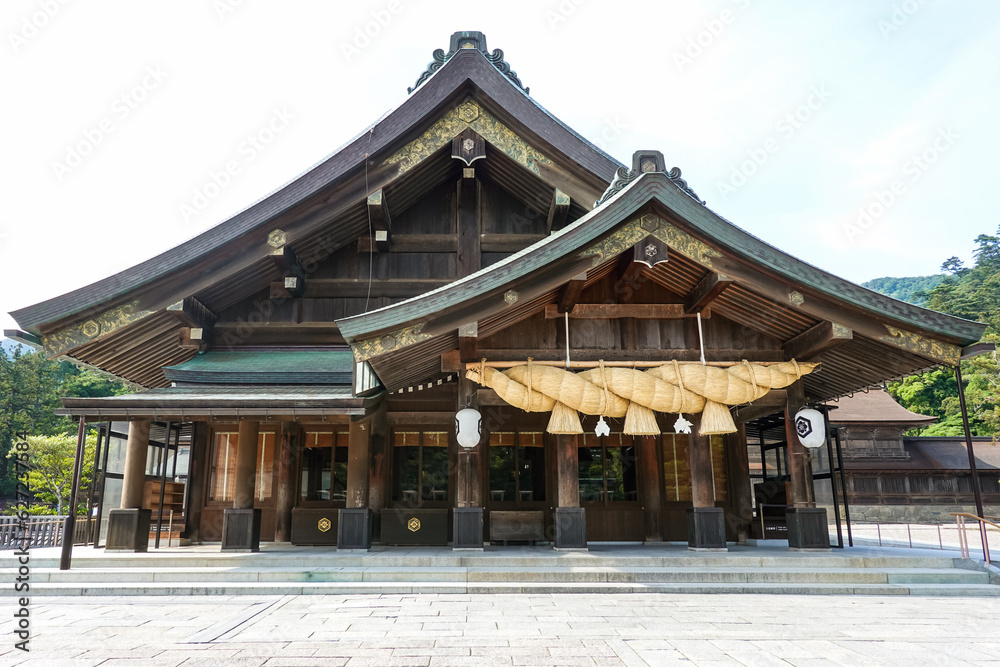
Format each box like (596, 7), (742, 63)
(8, 433), (96, 515)
(0, 344), (130, 505)
(878, 226), (1000, 439)
(861, 275), (944, 305)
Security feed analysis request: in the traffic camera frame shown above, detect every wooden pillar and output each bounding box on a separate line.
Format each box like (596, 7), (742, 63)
(274, 421), (299, 542)
(456, 377), (482, 509)
(368, 402), (389, 514)
(555, 434), (580, 508)
(232, 420), (259, 510)
(120, 419), (151, 509)
(346, 417), (371, 508)
(725, 423), (753, 543)
(784, 380), (811, 507)
(688, 418), (714, 509)
(185, 422), (209, 543)
(638, 435), (662, 542)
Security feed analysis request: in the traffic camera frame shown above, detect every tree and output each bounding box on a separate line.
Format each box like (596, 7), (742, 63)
(10, 432), (96, 515)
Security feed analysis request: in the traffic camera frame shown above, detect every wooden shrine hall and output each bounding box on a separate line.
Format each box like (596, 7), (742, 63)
(6, 31), (988, 554)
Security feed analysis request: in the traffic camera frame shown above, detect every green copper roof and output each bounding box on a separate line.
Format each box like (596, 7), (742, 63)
(163, 349), (354, 385)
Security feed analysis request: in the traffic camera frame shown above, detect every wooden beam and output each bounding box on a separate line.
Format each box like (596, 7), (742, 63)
(480, 234), (546, 252)
(472, 348), (782, 363)
(390, 234), (458, 253)
(271, 279), (451, 298)
(685, 272), (734, 313)
(546, 188), (571, 233)
(360, 189), (392, 253)
(619, 262), (646, 292)
(783, 322), (853, 360)
(167, 297), (216, 346)
(557, 272), (588, 314)
(961, 342), (996, 360)
(458, 321), (478, 363)
(544, 303), (710, 320)
(267, 245), (305, 280)
(457, 178), (480, 278)
(733, 403), (782, 423)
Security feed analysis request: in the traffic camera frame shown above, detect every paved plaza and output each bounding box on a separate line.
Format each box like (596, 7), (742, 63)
(3, 592), (1000, 666)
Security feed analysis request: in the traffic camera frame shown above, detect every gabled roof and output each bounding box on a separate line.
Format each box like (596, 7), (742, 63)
(11, 34), (621, 338)
(827, 390), (937, 426)
(337, 168), (986, 398)
(162, 349), (354, 385)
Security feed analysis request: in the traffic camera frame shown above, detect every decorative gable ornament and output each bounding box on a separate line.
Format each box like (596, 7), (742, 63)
(409, 30), (528, 94)
(794, 408), (826, 448)
(595, 150), (705, 207)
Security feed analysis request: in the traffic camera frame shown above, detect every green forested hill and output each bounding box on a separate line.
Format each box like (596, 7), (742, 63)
(867, 230), (1000, 437)
(861, 275), (944, 305)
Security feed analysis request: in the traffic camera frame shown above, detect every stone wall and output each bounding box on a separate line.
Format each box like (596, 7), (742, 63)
(837, 504), (1000, 524)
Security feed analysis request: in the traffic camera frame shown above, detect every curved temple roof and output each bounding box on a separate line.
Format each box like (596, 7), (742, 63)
(337, 170), (985, 347)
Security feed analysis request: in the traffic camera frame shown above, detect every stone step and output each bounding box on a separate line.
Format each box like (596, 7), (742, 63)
(8, 553), (967, 571)
(17, 580), (1000, 597)
(6, 565), (987, 587)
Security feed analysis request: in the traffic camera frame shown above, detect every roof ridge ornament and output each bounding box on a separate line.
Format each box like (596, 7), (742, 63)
(595, 150), (705, 207)
(408, 31), (529, 95)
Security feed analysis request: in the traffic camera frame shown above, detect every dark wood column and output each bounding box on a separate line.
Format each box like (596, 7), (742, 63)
(340, 414), (374, 550)
(185, 422), (210, 543)
(783, 379), (830, 549)
(233, 420), (260, 510)
(456, 377), (482, 509)
(638, 435), (662, 542)
(346, 417), (371, 508)
(686, 415), (726, 549)
(120, 419), (151, 509)
(274, 421), (300, 542)
(784, 380), (810, 507)
(555, 434), (580, 508)
(725, 423), (753, 543)
(553, 433), (586, 549)
(688, 421), (714, 509)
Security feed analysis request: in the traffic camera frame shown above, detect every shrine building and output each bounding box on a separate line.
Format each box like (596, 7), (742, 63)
(6, 31), (988, 554)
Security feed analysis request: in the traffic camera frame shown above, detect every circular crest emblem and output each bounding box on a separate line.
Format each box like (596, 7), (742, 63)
(317, 518), (331, 533)
(407, 517), (421, 532)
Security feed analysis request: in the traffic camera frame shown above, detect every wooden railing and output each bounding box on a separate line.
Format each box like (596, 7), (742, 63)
(950, 513), (1000, 564)
(0, 516), (67, 549)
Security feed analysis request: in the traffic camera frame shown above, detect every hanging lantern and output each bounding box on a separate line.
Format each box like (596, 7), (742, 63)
(793, 408), (826, 448)
(455, 407), (482, 448)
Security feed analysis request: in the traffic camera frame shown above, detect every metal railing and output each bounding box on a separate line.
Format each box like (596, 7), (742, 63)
(950, 513), (999, 564)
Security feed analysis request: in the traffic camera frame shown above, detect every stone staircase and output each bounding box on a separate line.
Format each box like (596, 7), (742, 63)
(4, 544), (998, 597)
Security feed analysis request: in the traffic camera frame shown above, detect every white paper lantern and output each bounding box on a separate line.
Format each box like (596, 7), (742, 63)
(455, 408), (482, 448)
(793, 408), (826, 448)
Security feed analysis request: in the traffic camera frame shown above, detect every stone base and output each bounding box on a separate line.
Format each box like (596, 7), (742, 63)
(453, 508), (483, 550)
(106, 509), (151, 552)
(687, 507), (727, 550)
(338, 508), (373, 551)
(554, 507), (587, 550)
(786, 507), (830, 550)
(221, 508), (261, 552)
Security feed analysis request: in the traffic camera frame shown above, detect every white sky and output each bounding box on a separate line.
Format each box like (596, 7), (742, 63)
(3, 0), (1000, 337)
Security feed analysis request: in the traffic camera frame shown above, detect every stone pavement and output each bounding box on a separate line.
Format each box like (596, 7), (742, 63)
(2, 593), (1000, 666)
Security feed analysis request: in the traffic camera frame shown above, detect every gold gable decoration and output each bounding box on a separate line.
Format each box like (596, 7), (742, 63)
(467, 359), (817, 436)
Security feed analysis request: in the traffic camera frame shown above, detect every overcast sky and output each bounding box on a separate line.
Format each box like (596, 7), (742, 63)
(3, 1), (999, 337)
